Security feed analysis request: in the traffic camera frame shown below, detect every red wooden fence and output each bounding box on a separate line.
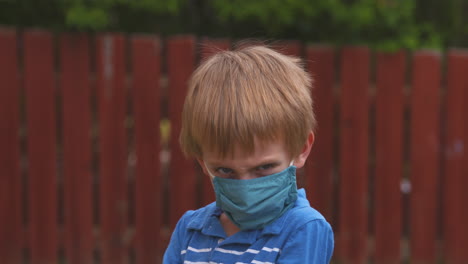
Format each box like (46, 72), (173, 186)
(410, 51), (441, 264)
(305, 45), (335, 222)
(167, 35), (197, 230)
(374, 51), (405, 264)
(24, 30), (58, 264)
(0, 27), (21, 264)
(132, 35), (162, 264)
(444, 50), (468, 264)
(1, 27), (468, 264)
(338, 47), (370, 264)
(61, 33), (93, 264)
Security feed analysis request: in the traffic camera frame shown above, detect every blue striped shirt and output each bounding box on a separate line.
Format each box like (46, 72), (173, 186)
(163, 189), (334, 264)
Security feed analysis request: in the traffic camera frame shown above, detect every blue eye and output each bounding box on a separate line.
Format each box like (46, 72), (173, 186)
(256, 163), (275, 171)
(216, 167), (233, 175)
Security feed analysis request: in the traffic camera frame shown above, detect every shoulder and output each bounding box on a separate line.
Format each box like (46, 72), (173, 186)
(283, 205), (332, 241)
(174, 202), (218, 232)
(278, 190), (334, 259)
(263, 189), (333, 239)
(283, 189), (328, 226)
(280, 189), (333, 240)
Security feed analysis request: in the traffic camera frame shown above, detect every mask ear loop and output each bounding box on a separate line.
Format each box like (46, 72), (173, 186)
(289, 160), (295, 166)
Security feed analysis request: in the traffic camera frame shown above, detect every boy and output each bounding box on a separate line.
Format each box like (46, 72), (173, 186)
(163, 45), (334, 263)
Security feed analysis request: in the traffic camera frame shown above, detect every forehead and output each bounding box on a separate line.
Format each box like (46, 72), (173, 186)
(202, 137), (289, 165)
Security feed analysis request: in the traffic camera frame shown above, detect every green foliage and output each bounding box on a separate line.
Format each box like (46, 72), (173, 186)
(0, 0), (466, 50)
(65, 5), (109, 31)
(207, 0), (444, 51)
(0, 0), (186, 32)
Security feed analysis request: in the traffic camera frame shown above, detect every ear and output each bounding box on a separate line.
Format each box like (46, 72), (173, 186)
(292, 131), (315, 169)
(197, 158), (209, 176)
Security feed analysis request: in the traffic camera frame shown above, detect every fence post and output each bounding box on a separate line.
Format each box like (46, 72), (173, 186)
(24, 29), (58, 264)
(60, 33), (94, 264)
(338, 46), (370, 264)
(305, 45), (335, 222)
(375, 51), (406, 264)
(443, 50), (468, 264)
(0, 27), (22, 264)
(464, 55), (468, 264)
(410, 51), (441, 264)
(96, 33), (128, 264)
(131, 35), (163, 264)
(167, 35), (197, 229)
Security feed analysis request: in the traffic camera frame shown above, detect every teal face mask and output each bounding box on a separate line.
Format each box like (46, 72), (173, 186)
(206, 163), (298, 230)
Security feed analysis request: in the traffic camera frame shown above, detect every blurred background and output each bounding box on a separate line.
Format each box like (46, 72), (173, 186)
(1, 0), (468, 50)
(1, 1), (468, 264)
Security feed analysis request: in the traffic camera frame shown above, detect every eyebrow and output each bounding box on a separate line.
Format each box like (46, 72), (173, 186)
(209, 159), (281, 170)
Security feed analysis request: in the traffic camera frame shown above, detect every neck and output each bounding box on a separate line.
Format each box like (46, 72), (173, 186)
(220, 213), (240, 237)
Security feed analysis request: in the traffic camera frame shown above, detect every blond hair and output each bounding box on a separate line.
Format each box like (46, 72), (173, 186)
(180, 45), (316, 159)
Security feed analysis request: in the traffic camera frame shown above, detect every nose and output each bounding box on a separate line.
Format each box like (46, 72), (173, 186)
(236, 171), (258, 180)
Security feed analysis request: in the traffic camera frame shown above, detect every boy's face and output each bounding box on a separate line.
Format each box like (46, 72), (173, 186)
(198, 133), (314, 180)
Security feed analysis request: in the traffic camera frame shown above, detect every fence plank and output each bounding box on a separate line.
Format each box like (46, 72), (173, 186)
(338, 46), (370, 264)
(0, 28), (22, 264)
(199, 38), (230, 206)
(443, 50), (468, 264)
(273, 40), (302, 57)
(96, 34), (128, 264)
(410, 51), (441, 264)
(60, 33), (93, 264)
(375, 51), (405, 264)
(24, 30), (57, 264)
(305, 45), (335, 221)
(167, 36), (197, 228)
(463, 61), (468, 264)
(131, 35), (162, 264)
(199, 38), (230, 59)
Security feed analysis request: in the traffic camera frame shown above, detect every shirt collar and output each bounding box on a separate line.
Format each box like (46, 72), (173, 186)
(186, 203), (222, 234)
